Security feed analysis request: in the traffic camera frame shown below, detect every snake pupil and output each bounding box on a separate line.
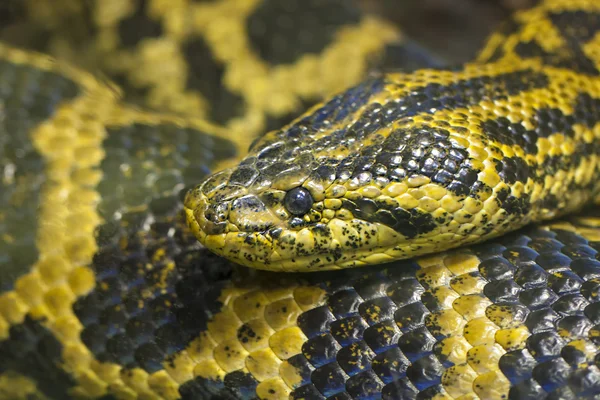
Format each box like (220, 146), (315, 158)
(284, 187), (314, 216)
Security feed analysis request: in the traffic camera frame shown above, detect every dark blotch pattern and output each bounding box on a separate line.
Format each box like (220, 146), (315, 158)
(117, 0), (163, 48)
(550, 11), (600, 45)
(376, 127), (475, 194)
(377, 69), (549, 124)
(495, 156), (532, 185)
(0, 317), (75, 399)
(496, 188), (531, 216)
(574, 93), (600, 128)
(180, 372), (258, 400)
(288, 68), (549, 147)
(515, 40), (600, 76)
(343, 198), (437, 238)
(74, 205), (236, 373)
(512, 11), (600, 75)
(182, 37), (246, 125)
(0, 59), (80, 292)
(481, 105), (577, 156)
(246, 69), (548, 207)
(278, 77), (385, 142)
(246, 0), (361, 66)
(72, 123), (235, 372)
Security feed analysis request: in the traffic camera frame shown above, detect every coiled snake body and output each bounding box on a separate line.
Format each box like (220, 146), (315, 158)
(3, 0), (600, 399)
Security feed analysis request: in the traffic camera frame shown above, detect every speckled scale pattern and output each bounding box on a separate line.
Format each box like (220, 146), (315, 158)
(0, 59), (80, 291)
(75, 207), (223, 373)
(71, 121), (235, 373)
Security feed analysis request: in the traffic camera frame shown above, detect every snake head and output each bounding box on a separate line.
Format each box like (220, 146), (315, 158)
(184, 143), (348, 271)
(184, 73), (555, 271)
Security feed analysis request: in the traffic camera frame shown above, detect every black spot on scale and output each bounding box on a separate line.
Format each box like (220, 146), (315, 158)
(237, 324), (259, 344)
(496, 188), (531, 216)
(232, 195), (268, 213)
(312, 223), (332, 238)
(342, 198), (437, 238)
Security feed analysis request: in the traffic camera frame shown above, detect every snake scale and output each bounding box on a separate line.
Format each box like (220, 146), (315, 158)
(3, 0), (600, 398)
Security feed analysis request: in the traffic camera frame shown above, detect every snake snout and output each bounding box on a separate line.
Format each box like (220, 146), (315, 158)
(227, 194), (281, 232)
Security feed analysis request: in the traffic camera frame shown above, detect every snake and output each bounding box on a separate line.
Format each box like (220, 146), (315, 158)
(2, 0), (600, 398)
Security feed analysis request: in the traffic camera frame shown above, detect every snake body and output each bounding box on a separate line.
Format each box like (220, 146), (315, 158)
(3, 0), (600, 399)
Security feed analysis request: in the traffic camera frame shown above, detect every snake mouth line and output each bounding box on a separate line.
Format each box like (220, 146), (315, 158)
(183, 188), (481, 272)
(182, 187), (395, 271)
(183, 204), (478, 272)
(184, 182), (527, 271)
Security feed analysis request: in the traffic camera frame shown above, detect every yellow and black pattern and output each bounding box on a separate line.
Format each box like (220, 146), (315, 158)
(4, 0), (600, 399)
(4, 0), (402, 147)
(0, 42), (237, 399)
(186, 0), (600, 272)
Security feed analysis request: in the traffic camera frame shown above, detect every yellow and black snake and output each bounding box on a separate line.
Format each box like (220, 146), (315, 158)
(3, 0), (600, 399)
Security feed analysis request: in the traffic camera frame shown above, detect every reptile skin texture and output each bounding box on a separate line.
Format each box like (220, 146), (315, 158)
(2, 0), (600, 399)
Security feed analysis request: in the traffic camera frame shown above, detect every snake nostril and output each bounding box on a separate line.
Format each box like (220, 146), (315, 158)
(201, 202), (230, 234)
(204, 202), (229, 222)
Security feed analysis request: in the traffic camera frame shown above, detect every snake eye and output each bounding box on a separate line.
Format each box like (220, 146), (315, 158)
(284, 187), (313, 216)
